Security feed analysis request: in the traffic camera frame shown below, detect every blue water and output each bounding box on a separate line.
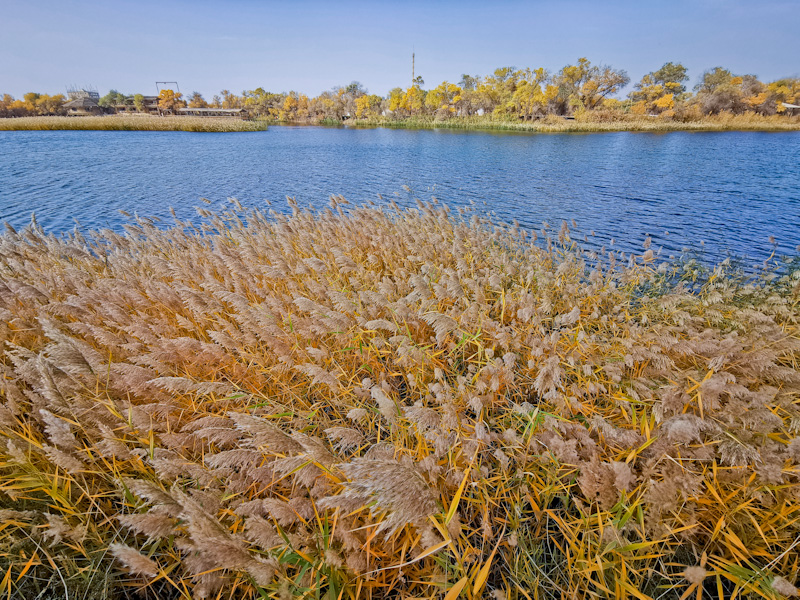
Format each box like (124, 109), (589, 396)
(1, 126), (798, 264)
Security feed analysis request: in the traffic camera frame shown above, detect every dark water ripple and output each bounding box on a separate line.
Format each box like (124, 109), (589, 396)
(0, 126), (799, 265)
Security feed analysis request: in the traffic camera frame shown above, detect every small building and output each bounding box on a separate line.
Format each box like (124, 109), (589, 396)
(111, 96), (159, 114)
(63, 88), (103, 115)
(178, 107), (248, 118)
(63, 96), (103, 116)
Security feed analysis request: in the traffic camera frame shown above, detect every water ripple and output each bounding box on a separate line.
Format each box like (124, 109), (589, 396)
(0, 127), (798, 264)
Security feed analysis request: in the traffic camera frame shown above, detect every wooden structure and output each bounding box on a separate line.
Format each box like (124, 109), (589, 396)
(63, 88), (103, 115)
(66, 88), (99, 102)
(112, 96), (159, 114)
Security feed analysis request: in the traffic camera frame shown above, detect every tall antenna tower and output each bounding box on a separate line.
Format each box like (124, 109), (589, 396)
(412, 52), (415, 86)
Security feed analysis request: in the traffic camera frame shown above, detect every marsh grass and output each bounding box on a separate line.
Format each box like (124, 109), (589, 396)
(5, 114), (798, 134)
(349, 113), (800, 133)
(0, 199), (799, 599)
(0, 115), (268, 132)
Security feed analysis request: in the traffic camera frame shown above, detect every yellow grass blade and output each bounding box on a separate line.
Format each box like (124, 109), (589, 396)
(443, 576), (469, 600)
(364, 538), (451, 575)
(15, 552), (40, 582)
(446, 456), (475, 525)
(472, 527), (505, 597)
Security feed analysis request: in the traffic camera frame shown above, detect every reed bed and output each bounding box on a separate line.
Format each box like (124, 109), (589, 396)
(349, 114), (800, 133)
(0, 200), (799, 599)
(0, 116), (268, 132)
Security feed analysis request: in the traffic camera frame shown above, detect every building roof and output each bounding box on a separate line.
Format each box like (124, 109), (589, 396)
(64, 97), (99, 109)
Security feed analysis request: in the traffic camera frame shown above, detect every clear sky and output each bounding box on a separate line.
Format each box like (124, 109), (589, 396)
(1, 0), (798, 99)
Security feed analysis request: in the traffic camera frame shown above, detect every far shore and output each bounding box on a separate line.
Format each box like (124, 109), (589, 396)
(0, 115), (268, 132)
(343, 113), (800, 133)
(2, 113), (799, 133)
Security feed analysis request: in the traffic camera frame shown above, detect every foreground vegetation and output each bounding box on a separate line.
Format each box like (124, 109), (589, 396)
(1, 201), (799, 599)
(0, 115), (267, 132)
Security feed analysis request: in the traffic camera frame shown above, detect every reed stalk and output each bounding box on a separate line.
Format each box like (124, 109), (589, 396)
(0, 200), (798, 599)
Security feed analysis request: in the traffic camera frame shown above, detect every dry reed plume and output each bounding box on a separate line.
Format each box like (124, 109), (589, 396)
(0, 199), (798, 599)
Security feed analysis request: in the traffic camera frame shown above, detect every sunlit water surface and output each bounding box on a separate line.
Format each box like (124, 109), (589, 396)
(1, 126), (798, 264)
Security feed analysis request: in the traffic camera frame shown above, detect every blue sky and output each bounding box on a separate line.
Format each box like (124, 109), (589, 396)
(1, 0), (798, 99)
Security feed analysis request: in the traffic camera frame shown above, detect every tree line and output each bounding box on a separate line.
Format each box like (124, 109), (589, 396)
(2, 58), (799, 120)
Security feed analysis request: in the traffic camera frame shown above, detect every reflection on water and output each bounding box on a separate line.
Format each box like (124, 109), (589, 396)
(1, 126), (798, 264)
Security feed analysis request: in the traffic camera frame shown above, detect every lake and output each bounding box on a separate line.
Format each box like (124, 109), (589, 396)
(1, 126), (798, 265)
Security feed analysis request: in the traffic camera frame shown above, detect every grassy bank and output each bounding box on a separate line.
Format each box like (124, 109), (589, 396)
(1, 201), (799, 599)
(346, 113), (800, 133)
(0, 115), (268, 132)
(4, 114), (798, 134)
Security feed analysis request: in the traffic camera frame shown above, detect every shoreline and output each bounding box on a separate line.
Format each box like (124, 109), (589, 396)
(270, 113), (800, 133)
(337, 114), (800, 133)
(2, 114), (800, 133)
(0, 115), (268, 132)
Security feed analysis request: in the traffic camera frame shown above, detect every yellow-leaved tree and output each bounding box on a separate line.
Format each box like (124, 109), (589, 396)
(424, 81), (461, 117)
(769, 79), (800, 112)
(187, 92), (208, 108)
(401, 85), (425, 115)
(157, 89), (185, 114)
(630, 62), (690, 117)
(556, 58), (630, 113)
(511, 68), (549, 119)
(354, 94), (382, 118)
